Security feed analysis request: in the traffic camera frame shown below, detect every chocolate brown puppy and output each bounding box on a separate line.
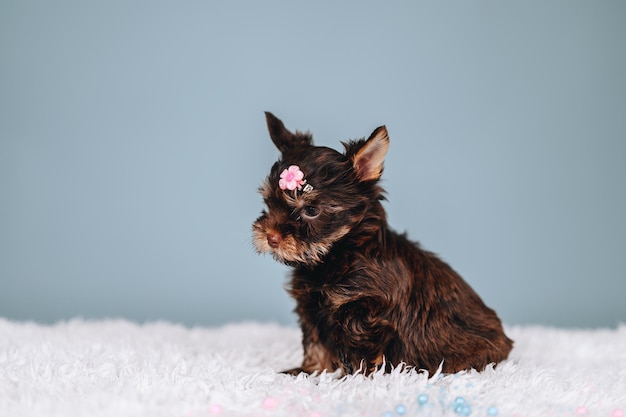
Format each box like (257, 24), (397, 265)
(253, 113), (513, 375)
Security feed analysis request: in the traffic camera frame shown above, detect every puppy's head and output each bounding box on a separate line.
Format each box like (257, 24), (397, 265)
(252, 112), (389, 266)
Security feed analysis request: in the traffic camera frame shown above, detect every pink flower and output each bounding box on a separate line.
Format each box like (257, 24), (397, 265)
(279, 165), (305, 191)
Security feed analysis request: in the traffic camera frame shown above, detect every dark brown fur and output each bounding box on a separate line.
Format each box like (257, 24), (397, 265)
(253, 113), (513, 376)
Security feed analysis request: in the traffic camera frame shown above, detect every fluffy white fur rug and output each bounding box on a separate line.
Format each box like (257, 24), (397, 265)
(0, 319), (624, 417)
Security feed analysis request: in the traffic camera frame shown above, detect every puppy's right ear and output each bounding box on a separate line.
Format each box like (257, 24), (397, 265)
(265, 112), (313, 154)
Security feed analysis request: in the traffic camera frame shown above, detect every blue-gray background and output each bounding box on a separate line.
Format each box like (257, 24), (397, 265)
(2, 1), (625, 328)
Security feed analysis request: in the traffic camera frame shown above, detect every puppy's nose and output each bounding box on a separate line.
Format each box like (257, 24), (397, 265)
(267, 231), (282, 248)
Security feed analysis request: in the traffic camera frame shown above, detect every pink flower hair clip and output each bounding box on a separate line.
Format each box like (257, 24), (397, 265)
(279, 165), (313, 195)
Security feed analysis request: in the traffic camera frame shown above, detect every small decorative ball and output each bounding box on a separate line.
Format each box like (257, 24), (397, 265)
(208, 404), (223, 415)
(576, 406), (588, 415)
(262, 397), (279, 410)
(395, 404), (407, 415)
(487, 406), (499, 416)
(612, 409), (624, 417)
(381, 412), (394, 417)
(417, 394), (429, 405)
(454, 397), (466, 405)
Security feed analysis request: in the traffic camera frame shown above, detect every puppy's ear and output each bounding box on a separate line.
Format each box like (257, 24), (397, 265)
(347, 126), (389, 182)
(265, 112), (313, 154)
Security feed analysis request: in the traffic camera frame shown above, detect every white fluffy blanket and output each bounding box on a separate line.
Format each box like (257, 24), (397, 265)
(1, 319), (625, 417)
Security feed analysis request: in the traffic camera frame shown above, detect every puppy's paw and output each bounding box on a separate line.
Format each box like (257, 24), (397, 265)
(280, 367), (304, 376)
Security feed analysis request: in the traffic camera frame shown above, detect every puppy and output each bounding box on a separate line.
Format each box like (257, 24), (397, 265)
(253, 113), (513, 375)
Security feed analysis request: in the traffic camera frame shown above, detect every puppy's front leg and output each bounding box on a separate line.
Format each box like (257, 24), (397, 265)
(335, 299), (396, 374)
(283, 320), (339, 375)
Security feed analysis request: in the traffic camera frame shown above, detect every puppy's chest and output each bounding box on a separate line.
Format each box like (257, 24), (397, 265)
(290, 267), (363, 315)
(290, 278), (347, 342)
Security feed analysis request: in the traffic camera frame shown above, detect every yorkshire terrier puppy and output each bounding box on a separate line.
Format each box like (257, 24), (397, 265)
(253, 112), (513, 376)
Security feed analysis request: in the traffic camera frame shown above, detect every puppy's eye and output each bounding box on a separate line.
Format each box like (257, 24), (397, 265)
(302, 205), (320, 219)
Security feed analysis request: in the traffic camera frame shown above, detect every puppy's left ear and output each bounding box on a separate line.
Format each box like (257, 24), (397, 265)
(265, 112), (313, 154)
(349, 126), (389, 182)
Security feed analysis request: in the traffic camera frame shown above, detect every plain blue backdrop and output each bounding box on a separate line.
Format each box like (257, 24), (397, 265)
(1, 1), (625, 328)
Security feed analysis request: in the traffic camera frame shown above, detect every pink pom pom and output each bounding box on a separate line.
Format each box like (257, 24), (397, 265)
(262, 397), (280, 410)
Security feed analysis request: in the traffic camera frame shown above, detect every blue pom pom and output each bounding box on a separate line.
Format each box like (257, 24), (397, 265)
(417, 394), (428, 405)
(395, 404), (407, 415)
(452, 397), (472, 415)
(454, 404), (472, 415)
(487, 406), (499, 416)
